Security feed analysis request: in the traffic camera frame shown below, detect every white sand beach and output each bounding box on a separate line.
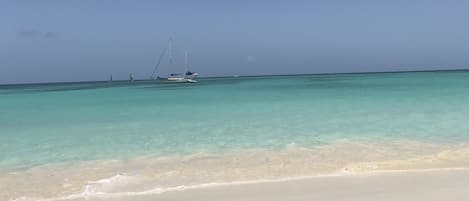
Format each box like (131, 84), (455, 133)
(67, 169), (469, 201)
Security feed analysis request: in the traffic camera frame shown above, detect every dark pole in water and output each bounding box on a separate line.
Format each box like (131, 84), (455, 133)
(129, 73), (134, 82)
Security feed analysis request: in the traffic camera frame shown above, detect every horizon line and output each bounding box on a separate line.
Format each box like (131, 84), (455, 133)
(1, 67), (469, 87)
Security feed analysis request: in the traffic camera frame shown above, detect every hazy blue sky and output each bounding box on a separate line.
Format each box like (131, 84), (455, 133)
(2, 1), (469, 84)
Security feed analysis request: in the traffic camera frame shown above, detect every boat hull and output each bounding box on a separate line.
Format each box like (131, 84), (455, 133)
(157, 77), (197, 83)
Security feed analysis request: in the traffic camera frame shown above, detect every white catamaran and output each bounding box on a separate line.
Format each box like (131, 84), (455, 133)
(151, 38), (198, 83)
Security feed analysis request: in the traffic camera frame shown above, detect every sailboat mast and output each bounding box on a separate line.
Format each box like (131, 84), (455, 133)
(168, 37), (173, 70)
(151, 48), (167, 79)
(184, 50), (188, 73)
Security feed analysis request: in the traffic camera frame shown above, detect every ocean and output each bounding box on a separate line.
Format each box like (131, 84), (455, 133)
(2, 71), (469, 200)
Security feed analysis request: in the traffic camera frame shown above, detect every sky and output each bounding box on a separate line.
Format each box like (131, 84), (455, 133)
(2, 0), (469, 84)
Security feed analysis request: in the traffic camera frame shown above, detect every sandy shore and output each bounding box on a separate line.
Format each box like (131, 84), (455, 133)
(68, 169), (469, 201)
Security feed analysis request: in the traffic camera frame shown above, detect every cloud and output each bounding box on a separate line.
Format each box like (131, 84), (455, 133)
(17, 29), (58, 39)
(44, 32), (58, 39)
(18, 30), (42, 38)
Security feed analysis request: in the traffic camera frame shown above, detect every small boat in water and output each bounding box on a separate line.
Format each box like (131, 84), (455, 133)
(151, 38), (198, 83)
(157, 76), (197, 83)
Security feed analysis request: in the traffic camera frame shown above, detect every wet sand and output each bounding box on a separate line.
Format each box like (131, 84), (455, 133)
(72, 169), (469, 201)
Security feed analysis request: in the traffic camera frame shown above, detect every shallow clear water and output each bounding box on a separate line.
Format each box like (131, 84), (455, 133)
(2, 71), (469, 200)
(2, 71), (469, 169)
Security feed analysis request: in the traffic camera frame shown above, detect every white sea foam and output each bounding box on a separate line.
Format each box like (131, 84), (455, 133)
(11, 167), (469, 201)
(11, 172), (348, 201)
(4, 140), (469, 201)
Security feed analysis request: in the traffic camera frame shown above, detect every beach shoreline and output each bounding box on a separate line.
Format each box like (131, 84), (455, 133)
(66, 168), (469, 201)
(4, 140), (469, 201)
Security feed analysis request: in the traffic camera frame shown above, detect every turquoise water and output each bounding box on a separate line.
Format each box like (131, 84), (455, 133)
(2, 71), (469, 170)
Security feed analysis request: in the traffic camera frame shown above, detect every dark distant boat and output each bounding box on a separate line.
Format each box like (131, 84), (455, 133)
(151, 38), (198, 83)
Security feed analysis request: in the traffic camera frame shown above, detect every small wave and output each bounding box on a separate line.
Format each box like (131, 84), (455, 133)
(6, 140), (469, 201)
(14, 172), (346, 201)
(12, 167), (469, 201)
